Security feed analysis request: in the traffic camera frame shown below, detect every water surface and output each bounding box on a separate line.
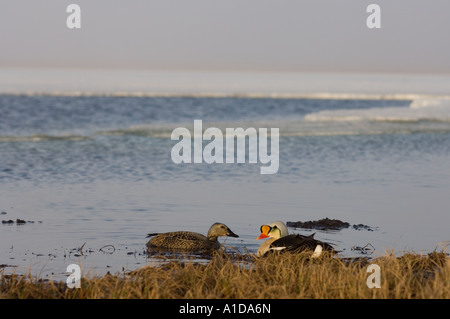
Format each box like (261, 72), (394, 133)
(1, 77), (450, 281)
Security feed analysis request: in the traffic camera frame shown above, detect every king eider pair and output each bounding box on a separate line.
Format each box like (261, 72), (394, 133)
(145, 220), (334, 257)
(256, 221), (334, 257)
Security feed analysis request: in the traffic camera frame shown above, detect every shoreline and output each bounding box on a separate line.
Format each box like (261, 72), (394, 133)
(2, 91), (449, 101)
(1, 249), (449, 299)
(2, 68), (450, 99)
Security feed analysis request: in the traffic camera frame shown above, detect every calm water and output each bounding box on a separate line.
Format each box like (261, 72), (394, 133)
(1, 94), (450, 281)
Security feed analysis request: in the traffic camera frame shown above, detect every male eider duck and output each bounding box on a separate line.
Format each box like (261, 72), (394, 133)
(146, 222), (239, 252)
(256, 221), (334, 257)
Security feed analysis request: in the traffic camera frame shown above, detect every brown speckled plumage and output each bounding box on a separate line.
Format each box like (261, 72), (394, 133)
(146, 223), (239, 252)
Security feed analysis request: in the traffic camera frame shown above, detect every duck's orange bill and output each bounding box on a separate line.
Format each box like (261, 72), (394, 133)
(257, 225), (271, 240)
(257, 233), (269, 240)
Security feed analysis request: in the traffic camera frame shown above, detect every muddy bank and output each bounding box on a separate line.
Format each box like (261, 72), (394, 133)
(286, 218), (377, 231)
(1, 211), (42, 225)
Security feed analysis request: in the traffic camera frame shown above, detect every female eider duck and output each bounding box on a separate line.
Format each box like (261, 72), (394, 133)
(256, 221), (334, 257)
(146, 222), (239, 252)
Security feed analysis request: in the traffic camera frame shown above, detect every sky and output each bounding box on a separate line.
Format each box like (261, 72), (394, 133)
(1, 0), (450, 74)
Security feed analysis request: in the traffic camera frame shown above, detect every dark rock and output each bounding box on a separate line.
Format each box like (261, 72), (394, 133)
(352, 224), (376, 231)
(287, 218), (351, 231)
(287, 218), (376, 232)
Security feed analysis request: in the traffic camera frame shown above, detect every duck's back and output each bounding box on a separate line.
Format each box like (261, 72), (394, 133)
(146, 231), (218, 251)
(270, 234), (333, 253)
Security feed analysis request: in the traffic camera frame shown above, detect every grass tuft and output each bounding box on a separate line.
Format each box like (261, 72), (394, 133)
(1, 250), (449, 299)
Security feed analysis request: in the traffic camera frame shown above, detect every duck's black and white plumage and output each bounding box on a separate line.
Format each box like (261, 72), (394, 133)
(146, 222), (239, 252)
(256, 221), (334, 257)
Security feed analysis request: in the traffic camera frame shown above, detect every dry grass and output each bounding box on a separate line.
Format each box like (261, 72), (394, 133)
(1, 250), (449, 299)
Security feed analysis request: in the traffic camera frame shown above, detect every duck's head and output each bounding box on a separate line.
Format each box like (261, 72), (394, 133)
(207, 223), (239, 240)
(257, 220), (289, 240)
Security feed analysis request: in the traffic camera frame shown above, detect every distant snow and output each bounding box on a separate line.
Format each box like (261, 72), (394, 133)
(1, 67), (450, 98)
